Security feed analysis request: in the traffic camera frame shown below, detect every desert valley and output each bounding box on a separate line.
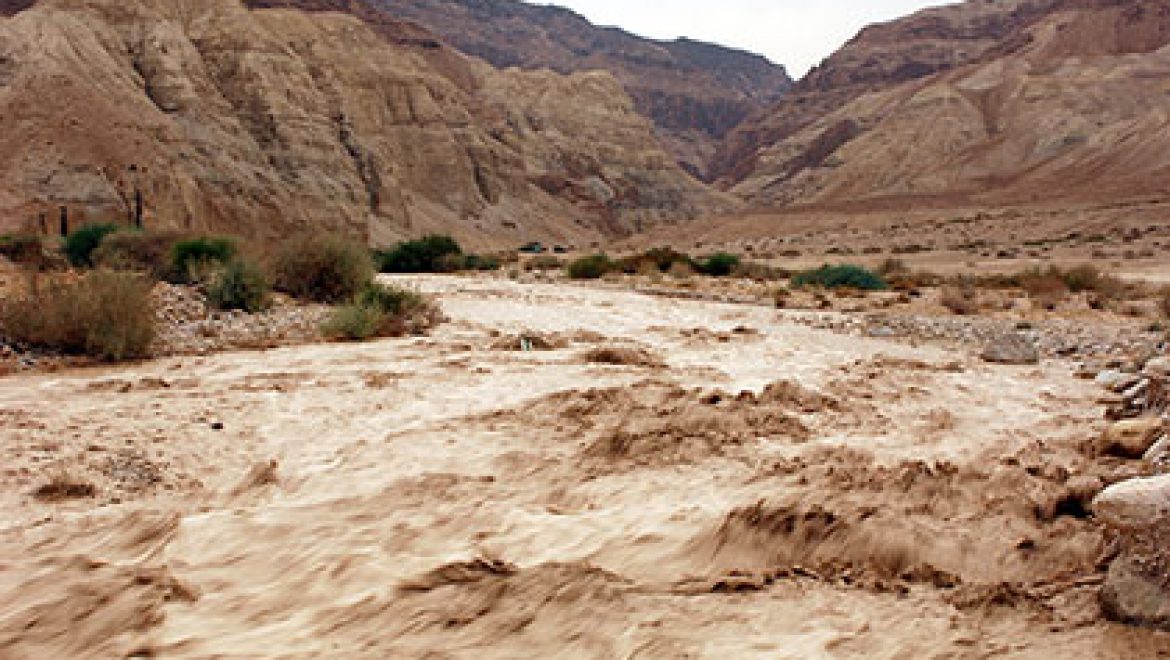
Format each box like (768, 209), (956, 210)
(2, 0), (1170, 657)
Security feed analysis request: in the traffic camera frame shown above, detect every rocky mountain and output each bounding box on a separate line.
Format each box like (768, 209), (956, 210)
(717, 0), (1170, 209)
(0, 0), (728, 246)
(369, 0), (793, 180)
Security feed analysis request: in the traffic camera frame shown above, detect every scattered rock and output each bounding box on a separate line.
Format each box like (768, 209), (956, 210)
(980, 333), (1039, 365)
(1097, 418), (1165, 459)
(581, 346), (665, 368)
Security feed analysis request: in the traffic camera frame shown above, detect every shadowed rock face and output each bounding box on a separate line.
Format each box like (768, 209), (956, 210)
(0, 0), (727, 246)
(0, 0), (35, 16)
(715, 0), (1170, 209)
(367, 0), (792, 180)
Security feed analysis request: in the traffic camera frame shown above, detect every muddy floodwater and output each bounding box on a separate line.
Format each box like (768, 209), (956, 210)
(1, 276), (1167, 657)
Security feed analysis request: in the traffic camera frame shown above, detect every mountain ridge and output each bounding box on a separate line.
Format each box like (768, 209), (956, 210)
(368, 0), (793, 180)
(0, 0), (728, 245)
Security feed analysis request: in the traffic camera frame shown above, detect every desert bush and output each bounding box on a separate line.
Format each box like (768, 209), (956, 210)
(461, 253), (502, 271)
(567, 254), (614, 280)
(0, 233), (44, 265)
(64, 223), (120, 267)
(208, 259), (271, 313)
(272, 233), (374, 303)
(697, 252), (741, 277)
(939, 286), (979, 315)
(376, 234), (462, 273)
(170, 235), (236, 284)
(92, 230), (185, 278)
(0, 270), (155, 361)
(792, 264), (887, 291)
(323, 282), (442, 340)
(1016, 268), (1069, 302)
(321, 303), (383, 341)
(616, 247), (694, 275)
(1060, 264), (1126, 298)
(525, 255), (566, 272)
(668, 260), (696, 279)
(732, 261), (791, 281)
(876, 258), (909, 277)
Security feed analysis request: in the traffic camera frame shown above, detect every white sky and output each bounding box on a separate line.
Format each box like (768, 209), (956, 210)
(524, 0), (950, 78)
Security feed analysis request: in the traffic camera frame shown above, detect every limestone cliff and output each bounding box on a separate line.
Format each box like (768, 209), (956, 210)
(0, 0), (727, 246)
(369, 0), (793, 180)
(719, 0), (1170, 209)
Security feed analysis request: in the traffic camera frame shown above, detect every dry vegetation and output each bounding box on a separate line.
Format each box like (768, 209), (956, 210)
(0, 226), (447, 363)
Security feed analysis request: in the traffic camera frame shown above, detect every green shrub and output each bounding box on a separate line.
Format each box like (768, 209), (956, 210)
(462, 253), (501, 271)
(64, 224), (120, 267)
(792, 264), (888, 290)
(698, 252), (741, 277)
(567, 254), (613, 280)
(208, 259), (271, 313)
(0, 270), (155, 361)
(92, 230), (184, 278)
(323, 282), (442, 340)
(376, 234), (463, 273)
(169, 235), (236, 283)
(272, 233), (374, 303)
(321, 303), (384, 341)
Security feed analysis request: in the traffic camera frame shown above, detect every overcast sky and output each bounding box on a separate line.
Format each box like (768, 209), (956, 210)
(525, 0), (950, 78)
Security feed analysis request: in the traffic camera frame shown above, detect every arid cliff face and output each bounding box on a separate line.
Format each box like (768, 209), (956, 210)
(717, 0), (1170, 208)
(0, 0), (727, 245)
(369, 0), (793, 180)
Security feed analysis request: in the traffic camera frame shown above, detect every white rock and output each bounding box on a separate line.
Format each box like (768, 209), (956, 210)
(1093, 475), (1170, 530)
(1144, 357), (1170, 379)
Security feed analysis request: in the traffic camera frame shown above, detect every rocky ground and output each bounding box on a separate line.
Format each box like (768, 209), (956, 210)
(1, 274), (1169, 657)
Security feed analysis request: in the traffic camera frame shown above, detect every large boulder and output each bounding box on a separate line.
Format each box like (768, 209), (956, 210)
(1096, 418), (1165, 459)
(1093, 475), (1170, 629)
(980, 333), (1039, 365)
(1092, 475), (1170, 531)
(1101, 551), (1170, 630)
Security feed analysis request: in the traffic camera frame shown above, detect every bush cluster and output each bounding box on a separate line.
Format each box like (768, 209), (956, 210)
(698, 252), (741, 277)
(792, 264), (888, 290)
(0, 270), (155, 361)
(615, 247), (694, 275)
(377, 235), (462, 273)
(208, 259), (271, 313)
(323, 282), (442, 340)
(170, 236), (237, 283)
(567, 254), (614, 280)
(271, 233), (374, 303)
(92, 230), (184, 279)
